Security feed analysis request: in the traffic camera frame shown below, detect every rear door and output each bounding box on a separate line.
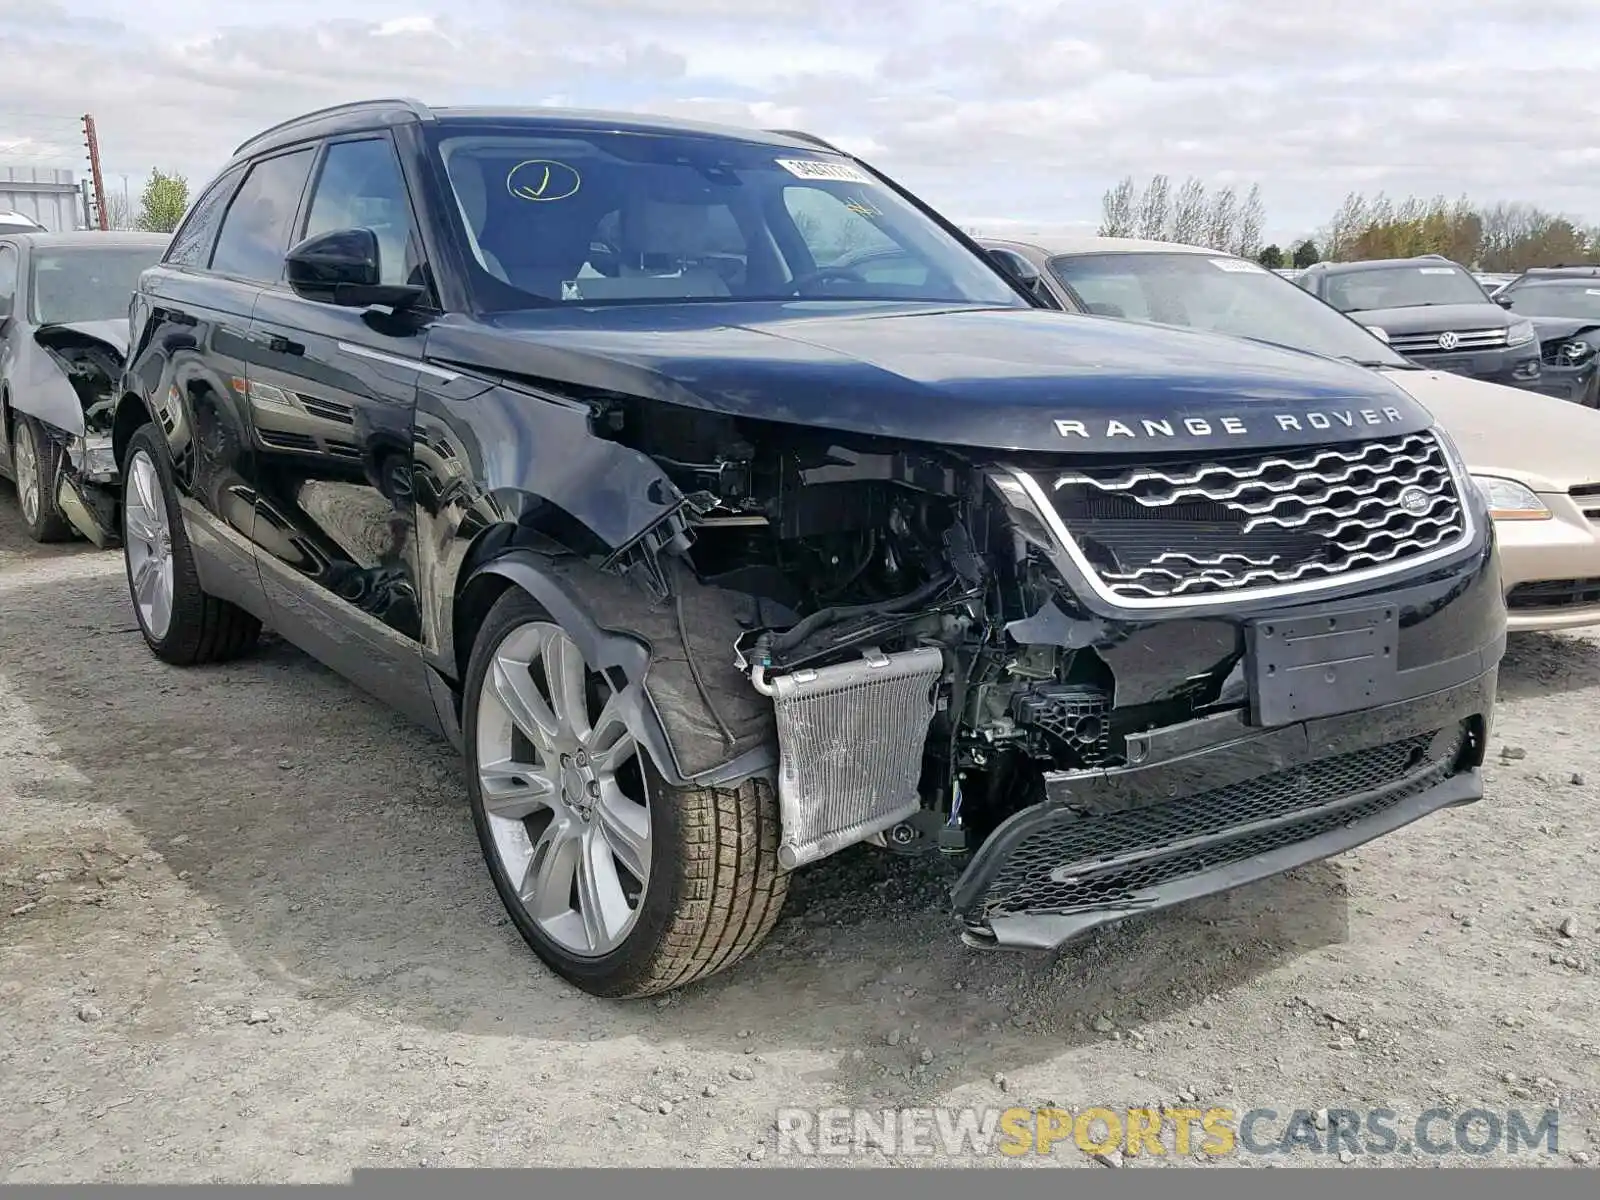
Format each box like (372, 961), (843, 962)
(243, 132), (441, 731)
(126, 157), (300, 624)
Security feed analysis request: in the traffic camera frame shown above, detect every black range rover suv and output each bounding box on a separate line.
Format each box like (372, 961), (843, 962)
(108, 100), (1505, 998)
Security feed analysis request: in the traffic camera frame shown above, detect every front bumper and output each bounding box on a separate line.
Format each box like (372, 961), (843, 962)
(1407, 344), (1542, 389)
(55, 432), (122, 549)
(1496, 494), (1600, 632)
(952, 670), (1494, 949)
(952, 540), (1505, 950)
(1525, 361), (1598, 406)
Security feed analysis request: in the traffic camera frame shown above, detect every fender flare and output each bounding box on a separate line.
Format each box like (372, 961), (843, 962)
(469, 551), (777, 792)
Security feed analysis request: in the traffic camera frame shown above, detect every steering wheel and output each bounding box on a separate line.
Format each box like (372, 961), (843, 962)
(789, 265), (869, 293)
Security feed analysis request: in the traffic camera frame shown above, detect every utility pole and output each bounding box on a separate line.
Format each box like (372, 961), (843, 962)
(81, 113), (108, 231)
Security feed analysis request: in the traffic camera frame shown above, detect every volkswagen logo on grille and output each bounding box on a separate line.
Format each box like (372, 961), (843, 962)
(1437, 331), (1460, 350)
(1399, 486), (1432, 515)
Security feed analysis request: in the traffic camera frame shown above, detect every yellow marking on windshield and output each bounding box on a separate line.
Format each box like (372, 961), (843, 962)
(506, 159), (582, 202)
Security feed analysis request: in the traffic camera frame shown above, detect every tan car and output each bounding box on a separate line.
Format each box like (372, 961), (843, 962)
(973, 231), (1600, 633)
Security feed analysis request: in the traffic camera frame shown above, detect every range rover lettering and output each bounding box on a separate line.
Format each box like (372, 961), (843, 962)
(108, 100), (1506, 999)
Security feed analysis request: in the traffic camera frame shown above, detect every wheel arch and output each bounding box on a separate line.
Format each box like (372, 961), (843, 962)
(458, 549), (776, 793)
(113, 391), (155, 469)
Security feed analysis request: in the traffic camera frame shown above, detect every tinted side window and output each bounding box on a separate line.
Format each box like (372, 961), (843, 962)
(301, 138), (420, 288)
(166, 164), (245, 268)
(0, 245), (17, 305)
(210, 148), (316, 284)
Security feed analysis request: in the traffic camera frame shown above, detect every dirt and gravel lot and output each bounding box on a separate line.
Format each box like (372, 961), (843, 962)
(1, 487), (1597, 1180)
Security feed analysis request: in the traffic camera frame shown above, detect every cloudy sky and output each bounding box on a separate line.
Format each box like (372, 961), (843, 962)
(2, 0), (1597, 241)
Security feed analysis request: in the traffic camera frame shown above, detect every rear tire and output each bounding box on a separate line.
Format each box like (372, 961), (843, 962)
(121, 422), (261, 665)
(12, 415), (74, 543)
(463, 587), (788, 998)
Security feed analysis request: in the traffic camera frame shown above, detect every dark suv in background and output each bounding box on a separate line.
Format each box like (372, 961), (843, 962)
(1494, 265), (1600, 408)
(108, 99), (1504, 1000)
(1297, 255), (1542, 389)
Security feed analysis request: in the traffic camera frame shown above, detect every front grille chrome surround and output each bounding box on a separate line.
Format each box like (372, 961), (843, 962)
(1388, 327), (1509, 354)
(1003, 429), (1478, 611)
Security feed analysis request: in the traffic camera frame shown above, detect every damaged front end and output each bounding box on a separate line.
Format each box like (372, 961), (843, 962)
(620, 406), (1504, 952)
(25, 323), (127, 546)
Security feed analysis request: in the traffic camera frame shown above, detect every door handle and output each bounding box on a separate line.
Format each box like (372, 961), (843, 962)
(267, 334), (304, 356)
(156, 306), (197, 327)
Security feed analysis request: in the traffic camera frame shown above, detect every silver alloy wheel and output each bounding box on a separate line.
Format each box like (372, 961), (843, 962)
(124, 449), (175, 640)
(476, 620), (651, 957)
(14, 422), (39, 525)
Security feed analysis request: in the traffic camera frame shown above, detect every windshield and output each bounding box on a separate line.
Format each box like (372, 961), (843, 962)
(1320, 263), (1489, 312)
(1047, 251), (1411, 367)
(1499, 281), (1600, 321)
(29, 247), (163, 324)
(425, 123), (1026, 310)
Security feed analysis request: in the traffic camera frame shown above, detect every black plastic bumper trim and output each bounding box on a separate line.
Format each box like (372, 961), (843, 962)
(961, 766), (1481, 950)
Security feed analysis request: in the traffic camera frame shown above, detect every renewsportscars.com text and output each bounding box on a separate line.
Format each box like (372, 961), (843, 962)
(774, 1105), (1564, 1159)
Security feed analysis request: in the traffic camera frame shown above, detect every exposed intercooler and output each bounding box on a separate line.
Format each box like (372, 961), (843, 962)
(752, 645), (944, 870)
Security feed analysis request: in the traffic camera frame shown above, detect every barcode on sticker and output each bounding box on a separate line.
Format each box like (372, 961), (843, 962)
(1210, 258), (1264, 272)
(776, 158), (874, 184)
(1419, 267), (1457, 274)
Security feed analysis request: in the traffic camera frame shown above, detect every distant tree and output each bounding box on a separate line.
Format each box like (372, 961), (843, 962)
(137, 169), (189, 234)
(1257, 244), (1285, 270)
(1095, 172), (1272, 250)
(1292, 239), (1321, 268)
(1235, 184), (1265, 259)
(1205, 185), (1238, 253)
(1098, 176), (1137, 237)
(1170, 177), (1209, 245)
(1321, 192), (1369, 261)
(1137, 173), (1171, 241)
(101, 190), (136, 231)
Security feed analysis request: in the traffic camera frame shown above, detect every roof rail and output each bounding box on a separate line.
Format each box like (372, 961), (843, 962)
(766, 128), (845, 154)
(233, 97), (433, 156)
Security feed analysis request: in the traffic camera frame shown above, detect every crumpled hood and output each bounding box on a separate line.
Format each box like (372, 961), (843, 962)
(1528, 317), (1600, 344)
(1352, 303), (1513, 334)
(34, 318), (130, 358)
(1379, 366), (1600, 492)
(426, 301), (1435, 455)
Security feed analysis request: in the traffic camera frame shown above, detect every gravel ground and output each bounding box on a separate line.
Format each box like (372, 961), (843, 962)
(1, 486), (1597, 1179)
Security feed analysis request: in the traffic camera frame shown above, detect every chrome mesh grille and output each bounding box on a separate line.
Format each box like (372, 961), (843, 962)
(1042, 431), (1467, 601)
(1387, 328), (1508, 354)
(767, 646), (943, 870)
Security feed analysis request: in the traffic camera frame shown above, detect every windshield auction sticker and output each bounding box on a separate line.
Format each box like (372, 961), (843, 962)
(776, 158), (875, 184)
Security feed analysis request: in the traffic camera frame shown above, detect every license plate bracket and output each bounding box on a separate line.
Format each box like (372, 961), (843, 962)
(1245, 603), (1399, 727)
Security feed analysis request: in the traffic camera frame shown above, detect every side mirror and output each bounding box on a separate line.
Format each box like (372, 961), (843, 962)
(1495, 294), (1513, 308)
(1365, 325), (1390, 343)
(285, 228), (423, 311)
(985, 246), (1060, 308)
(987, 246), (1042, 286)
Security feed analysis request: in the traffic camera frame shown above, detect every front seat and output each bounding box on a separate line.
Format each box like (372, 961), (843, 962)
(574, 201), (732, 300)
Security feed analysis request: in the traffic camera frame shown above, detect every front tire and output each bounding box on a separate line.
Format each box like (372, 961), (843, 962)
(121, 422), (261, 665)
(12, 415), (74, 543)
(464, 588), (788, 998)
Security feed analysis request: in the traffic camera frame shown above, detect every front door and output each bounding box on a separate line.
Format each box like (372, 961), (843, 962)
(243, 133), (440, 732)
